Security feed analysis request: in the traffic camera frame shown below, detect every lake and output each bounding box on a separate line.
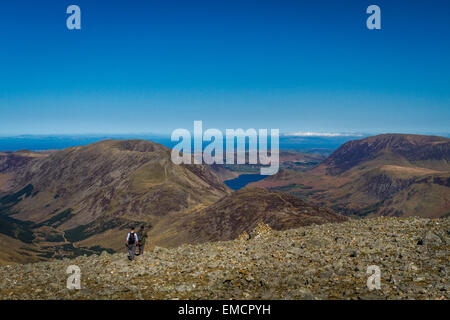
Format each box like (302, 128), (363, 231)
(224, 174), (267, 190)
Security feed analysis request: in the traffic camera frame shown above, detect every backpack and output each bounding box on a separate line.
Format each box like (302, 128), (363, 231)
(128, 232), (136, 245)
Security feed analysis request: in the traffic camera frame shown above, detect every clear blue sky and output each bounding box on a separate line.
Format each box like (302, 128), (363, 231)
(0, 0), (449, 135)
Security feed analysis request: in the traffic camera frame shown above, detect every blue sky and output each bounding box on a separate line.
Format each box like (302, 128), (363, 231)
(0, 0), (449, 136)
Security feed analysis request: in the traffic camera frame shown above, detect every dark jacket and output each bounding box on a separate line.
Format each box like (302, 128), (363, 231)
(137, 230), (148, 245)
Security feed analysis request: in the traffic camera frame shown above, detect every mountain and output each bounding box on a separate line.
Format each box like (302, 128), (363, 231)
(0, 139), (343, 264)
(322, 134), (449, 174)
(252, 134), (450, 218)
(8, 139), (228, 222)
(0, 140), (230, 262)
(170, 188), (347, 245)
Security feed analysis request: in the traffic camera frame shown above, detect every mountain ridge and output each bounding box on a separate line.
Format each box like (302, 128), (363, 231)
(0, 139), (231, 262)
(0, 139), (345, 264)
(251, 134), (450, 218)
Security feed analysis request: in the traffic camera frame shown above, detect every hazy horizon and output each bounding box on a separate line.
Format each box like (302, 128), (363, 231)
(1, 131), (449, 154)
(1, 130), (449, 138)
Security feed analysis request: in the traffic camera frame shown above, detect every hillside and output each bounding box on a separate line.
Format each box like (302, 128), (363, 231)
(179, 188), (346, 244)
(0, 150), (48, 193)
(0, 217), (448, 300)
(0, 140), (343, 265)
(0, 140), (231, 262)
(252, 134), (450, 218)
(322, 134), (449, 174)
(146, 188), (346, 247)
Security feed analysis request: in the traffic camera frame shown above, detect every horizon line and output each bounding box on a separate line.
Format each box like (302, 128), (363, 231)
(0, 131), (449, 139)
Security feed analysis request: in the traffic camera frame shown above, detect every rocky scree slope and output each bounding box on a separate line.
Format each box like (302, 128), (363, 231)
(0, 217), (448, 300)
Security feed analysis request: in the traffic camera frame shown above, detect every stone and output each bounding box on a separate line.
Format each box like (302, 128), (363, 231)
(0, 217), (448, 300)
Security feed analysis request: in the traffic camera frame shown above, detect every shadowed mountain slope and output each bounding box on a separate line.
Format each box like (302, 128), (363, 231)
(159, 188), (347, 245)
(252, 134), (450, 218)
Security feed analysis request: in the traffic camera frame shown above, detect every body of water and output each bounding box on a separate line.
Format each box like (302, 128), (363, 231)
(0, 134), (365, 153)
(224, 174), (267, 190)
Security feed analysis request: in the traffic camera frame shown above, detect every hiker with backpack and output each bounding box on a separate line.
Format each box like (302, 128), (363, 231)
(125, 227), (139, 261)
(136, 225), (148, 256)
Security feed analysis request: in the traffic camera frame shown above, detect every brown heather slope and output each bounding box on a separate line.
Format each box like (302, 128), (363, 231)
(8, 140), (228, 223)
(322, 134), (449, 174)
(153, 188), (347, 246)
(0, 150), (49, 192)
(251, 134), (450, 218)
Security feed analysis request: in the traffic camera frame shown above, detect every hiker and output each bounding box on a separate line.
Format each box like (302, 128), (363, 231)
(136, 225), (148, 256)
(125, 227), (139, 261)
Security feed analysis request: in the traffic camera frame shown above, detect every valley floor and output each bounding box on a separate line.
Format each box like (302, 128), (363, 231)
(0, 217), (448, 300)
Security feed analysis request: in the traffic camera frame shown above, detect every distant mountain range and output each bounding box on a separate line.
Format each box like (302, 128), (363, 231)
(1, 133), (448, 265)
(252, 134), (450, 218)
(0, 139), (343, 264)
